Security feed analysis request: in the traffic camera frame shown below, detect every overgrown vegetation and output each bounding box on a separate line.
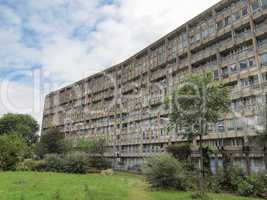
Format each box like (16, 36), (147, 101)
(0, 113), (111, 174)
(142, 154), (188, 190)
(142, 153), (267, 199)
(0, 134), (28, 170)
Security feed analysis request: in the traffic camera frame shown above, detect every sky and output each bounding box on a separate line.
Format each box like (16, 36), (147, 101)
(0, 0), (220, 125)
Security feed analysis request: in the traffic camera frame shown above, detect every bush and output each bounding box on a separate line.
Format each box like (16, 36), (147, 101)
(31, 154), (65, 172)
(43, 154), (65, 172)
(90, 157), (111, 170)
(0, 134), (27, 170)
(255, 172), (267, 196)
(215, 165), (245, 192)
(63, 151), (90, 174)
(208, 166), (267, 198)
(142, 154), (187, 190)
(16, 159), (39, 171)
(237, 179), (255, 197)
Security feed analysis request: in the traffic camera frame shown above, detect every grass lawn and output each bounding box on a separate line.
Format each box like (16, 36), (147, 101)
(0, 171), (262, 200)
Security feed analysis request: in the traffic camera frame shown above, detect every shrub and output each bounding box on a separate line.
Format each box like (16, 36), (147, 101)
(237, 179), (255, 197)
(63, 151), (90, 174)
(142, 154), (187, 190)
(0, 134), (27, 170)
(16, 159), (39, 171)
(43, 154), (65, 172)
(31, 154), (65, 172)
(205, 173), (222, 193)
(90, 157), (111, 170)
(255, 172), (267, 196)
(209, 166), (267, 198)
(217, 165), (245, 192)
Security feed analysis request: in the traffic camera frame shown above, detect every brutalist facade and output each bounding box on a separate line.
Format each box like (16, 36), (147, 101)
(42, 0), (267, 171)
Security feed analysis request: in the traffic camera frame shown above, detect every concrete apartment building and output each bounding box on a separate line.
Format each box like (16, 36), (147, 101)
(42, 0), (267, 171)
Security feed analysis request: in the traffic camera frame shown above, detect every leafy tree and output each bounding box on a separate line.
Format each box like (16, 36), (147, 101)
(0, 134), (27, 170)
(166, 143), (191, 162)
(166, 71), (230, 194)
(0, 113), (39, 145)
(76, 138), (106, 156)
(35, 128), (67, 158)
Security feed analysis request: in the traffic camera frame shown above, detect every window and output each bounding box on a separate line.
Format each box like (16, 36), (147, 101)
(202, 28), (209, 39)
(248, 57), (256, 67)
(233, 11), (241, 21)
(216, 121), (225, 132)
(224, 16), (231, 26)
(240, 60), (248, 70)
(241, 79), (249, 87)
(262, 0), (267, 8)
(209, 25), (215, 34)
(227, 119), (236, 131)
(262, 73), (267, 81)
(191, 33), (201, 44)
(216, 20), (224, 30)
(213, 70), (219, 80)
(251, 0), (260, 11)
(229, 64), (237, 73)
(261, 53), (267, 65)
(222, 67), (229, 78)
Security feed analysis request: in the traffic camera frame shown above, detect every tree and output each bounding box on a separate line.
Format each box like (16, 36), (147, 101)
(76, 138), (106, 156)
(0, 113), (39, 145)
(0, 134), (27, 170)
(166, 71), (230, 194)
(166, 143), (191, 162)
(35, 128), (67, 158)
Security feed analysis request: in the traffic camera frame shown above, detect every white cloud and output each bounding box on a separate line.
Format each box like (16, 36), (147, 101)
(0, 4), (21, 26)
(0, 80), (42, 123)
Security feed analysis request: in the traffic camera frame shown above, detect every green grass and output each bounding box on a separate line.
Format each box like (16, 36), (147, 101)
(0, 171), (262, 200)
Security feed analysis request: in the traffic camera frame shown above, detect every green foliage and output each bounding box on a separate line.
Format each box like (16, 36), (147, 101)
(76, 138), (107, 155)
(166, 143), (191, 161)
(63, 151), (90, 174)
(202, 147), (212, 175)
(167, 71), (230, 139)
(0, 134), (27, 170)
(205, 166), (267, 198)
(0, 113), (39, 145)
(35, 128), (67, 158)
(142, 154), (188, 190)
(89, 157), (111, 170)
(237, 178), (255, 197)
(42, 154), (65, 172)
(16, 159), (40, 171)
(20, 152), (110, 174)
